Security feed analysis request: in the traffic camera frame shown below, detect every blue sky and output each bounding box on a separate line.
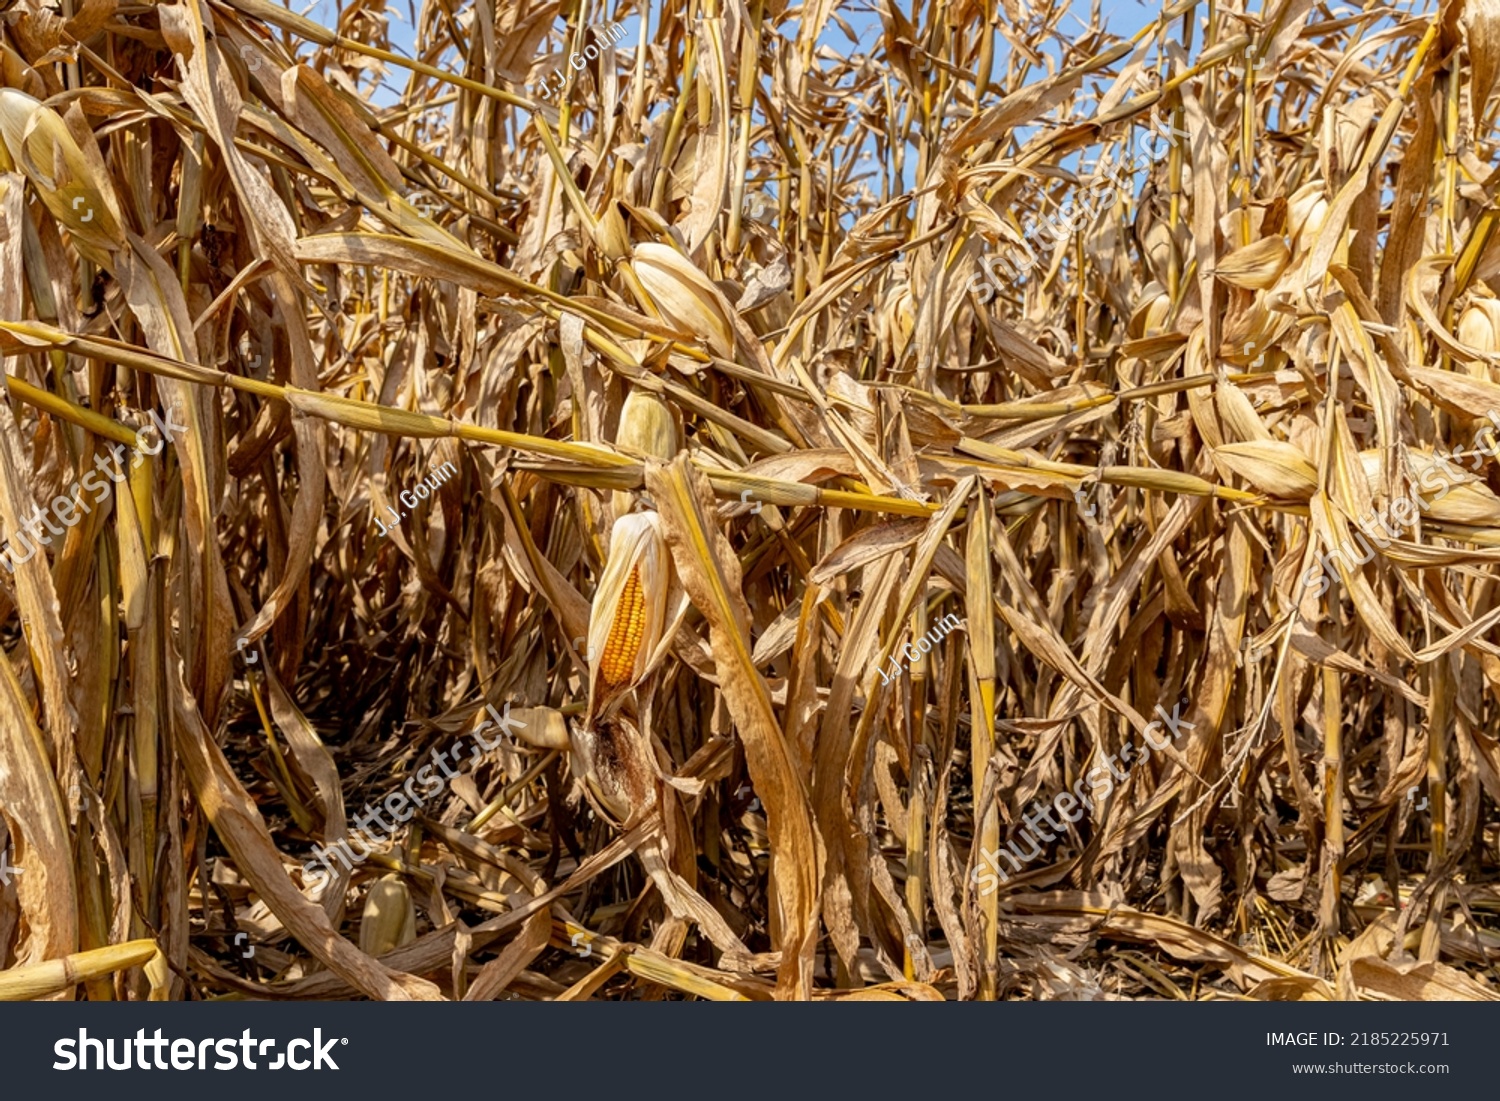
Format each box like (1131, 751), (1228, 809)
(300, 0), (1167, 108)
(290, 0), (1183, 220)
(289, 1), (1430, 231)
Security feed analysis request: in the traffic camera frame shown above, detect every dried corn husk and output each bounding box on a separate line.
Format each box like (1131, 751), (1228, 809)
(506, 706), (571, 750)
(1130, 286), (1173, 337)
(1215, 440), (1319, 498)
(615, 389), (679, 461)
(358, 875), (416, 958)
(3, 0), (1494, 1009)
(1287, 180), (1330, 251)
(1458, 299), (1500, 380)
(1457, 299), (1500, 354)
(0, 940), (162, 1002)
(631, 242), (735, 357)
(1217, 236), (1290, 289)
(0, 89), (125, 266)
(611, 387), (679, 518)
(1360, 450), (1500, 525)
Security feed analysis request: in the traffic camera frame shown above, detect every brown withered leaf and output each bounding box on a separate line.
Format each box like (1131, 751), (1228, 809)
(647, 457), (822, 1000)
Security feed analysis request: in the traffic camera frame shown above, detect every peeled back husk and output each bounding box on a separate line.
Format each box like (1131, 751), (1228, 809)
(586, 511), (671, 722)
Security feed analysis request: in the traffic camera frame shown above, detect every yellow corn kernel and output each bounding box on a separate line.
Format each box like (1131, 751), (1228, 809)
(586, 512), (669, 721)
(599, 564), (646, 688)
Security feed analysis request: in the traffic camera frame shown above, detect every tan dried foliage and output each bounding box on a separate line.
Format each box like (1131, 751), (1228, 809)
(0, 0), (1498, 1002)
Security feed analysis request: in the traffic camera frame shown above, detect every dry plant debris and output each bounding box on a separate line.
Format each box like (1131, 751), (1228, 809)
(0, 0), (1499, 1002)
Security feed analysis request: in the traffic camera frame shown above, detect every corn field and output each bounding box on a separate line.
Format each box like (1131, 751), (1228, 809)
(1, 0), (1499, 1003)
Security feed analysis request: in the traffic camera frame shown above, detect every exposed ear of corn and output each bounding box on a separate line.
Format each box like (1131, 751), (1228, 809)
(586, 512), (671, 723)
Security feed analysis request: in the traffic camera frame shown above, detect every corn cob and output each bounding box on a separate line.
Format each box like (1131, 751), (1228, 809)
(586, 512), (670, 720)
(598, 564), (647, 689)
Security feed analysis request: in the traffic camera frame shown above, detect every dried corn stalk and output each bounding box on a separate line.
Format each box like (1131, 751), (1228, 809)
(0, 0), (1497, 1007)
